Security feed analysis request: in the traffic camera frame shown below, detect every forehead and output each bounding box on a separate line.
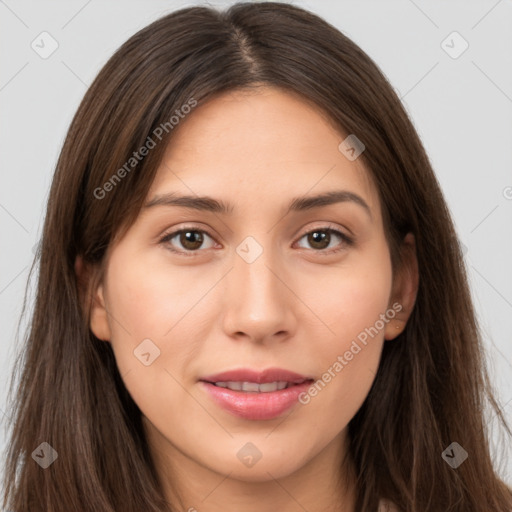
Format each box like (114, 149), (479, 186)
(148, 86), (379, 215)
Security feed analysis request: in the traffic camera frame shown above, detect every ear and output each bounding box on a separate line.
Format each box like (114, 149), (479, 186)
(75, 255), (111, 342)
(384, 232), (419, 340)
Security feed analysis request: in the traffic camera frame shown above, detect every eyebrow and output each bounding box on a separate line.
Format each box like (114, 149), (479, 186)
(144, 190), (372, 219)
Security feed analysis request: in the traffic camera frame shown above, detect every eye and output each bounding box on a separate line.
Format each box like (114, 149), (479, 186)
(295, 226), (353, 254)
(159, 224), (353, 257)
(159, 227), (216, 256)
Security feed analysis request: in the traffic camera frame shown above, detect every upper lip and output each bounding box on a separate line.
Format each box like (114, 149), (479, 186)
(201, 367), (313, 384)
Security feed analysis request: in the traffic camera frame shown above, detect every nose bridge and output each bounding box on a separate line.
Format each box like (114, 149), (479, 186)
(222, 234), (293, 341)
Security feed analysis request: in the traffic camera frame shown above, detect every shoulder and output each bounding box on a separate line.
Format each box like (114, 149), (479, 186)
(378, 499), (400, 512)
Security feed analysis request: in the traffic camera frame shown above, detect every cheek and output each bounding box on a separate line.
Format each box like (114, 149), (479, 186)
(105, 248), (210, 339)
(102, 257), (204, 424)
(308, 240), (393, 343)
(102, 248), (226, 407)
(298, 242), (392, 423)
(102, 252), (199, 374)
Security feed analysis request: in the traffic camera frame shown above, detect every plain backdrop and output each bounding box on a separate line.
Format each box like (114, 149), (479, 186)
(1, 0), (511, 495)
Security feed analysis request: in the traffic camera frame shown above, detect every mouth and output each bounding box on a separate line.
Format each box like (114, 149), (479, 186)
(200, 367), (313, 386)
(199, 368), (315, 420)
(206, 380), (309, 392)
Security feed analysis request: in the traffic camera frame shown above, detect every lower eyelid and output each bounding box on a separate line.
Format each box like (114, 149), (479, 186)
(160, 226), (352, 254)
(160, 229), (216, 252)
(295, 228), (353, 252)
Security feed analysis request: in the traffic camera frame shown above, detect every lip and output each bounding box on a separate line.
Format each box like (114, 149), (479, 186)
(199, 367), (314, 421)
(201, 367), (312, 385)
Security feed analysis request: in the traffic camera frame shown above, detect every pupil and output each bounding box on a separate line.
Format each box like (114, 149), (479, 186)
(181, 231), (203, 250)
(309, 231), (329, 249)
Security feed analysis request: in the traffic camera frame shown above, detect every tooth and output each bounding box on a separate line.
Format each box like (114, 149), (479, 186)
(214, 381), (293, 392)
(242, 381), (260, 392)
(259, 382), (279, 392)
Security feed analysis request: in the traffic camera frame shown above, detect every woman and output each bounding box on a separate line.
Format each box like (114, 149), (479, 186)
(2, 2), (511, 511)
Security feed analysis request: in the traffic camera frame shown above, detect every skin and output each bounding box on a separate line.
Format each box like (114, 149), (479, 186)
(83, 86), (418, 512)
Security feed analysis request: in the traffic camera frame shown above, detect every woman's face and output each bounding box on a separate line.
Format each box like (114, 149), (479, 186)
(88, 86), (415, 488)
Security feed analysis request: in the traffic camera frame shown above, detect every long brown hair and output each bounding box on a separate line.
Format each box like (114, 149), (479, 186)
(3, 2), (511, 511)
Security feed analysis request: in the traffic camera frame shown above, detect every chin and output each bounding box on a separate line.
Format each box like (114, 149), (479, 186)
(203, 442), (310, 482)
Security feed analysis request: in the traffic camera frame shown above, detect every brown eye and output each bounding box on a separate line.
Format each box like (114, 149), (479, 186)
(296, 227), (352, 253)
(160, 228), (216, 254)
(178, 230), (204, 250)
(307, 230), (331, 250)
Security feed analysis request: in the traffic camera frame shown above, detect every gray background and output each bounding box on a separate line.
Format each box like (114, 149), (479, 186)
(1, 0), (511, 492)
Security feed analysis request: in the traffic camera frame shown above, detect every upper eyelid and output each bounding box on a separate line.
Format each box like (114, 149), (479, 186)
(160, 223), (351, 250)
(160, 225), (216, 242)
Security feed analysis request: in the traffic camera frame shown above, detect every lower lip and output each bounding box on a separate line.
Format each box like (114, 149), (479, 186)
(200, 380), (313, 420)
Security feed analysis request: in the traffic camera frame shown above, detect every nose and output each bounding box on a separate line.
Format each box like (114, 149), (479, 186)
(221, 244), (297, 345)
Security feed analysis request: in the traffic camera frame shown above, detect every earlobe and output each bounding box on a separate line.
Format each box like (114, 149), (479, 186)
(384, 233), (419, 341)
(75, 256), (111, 342)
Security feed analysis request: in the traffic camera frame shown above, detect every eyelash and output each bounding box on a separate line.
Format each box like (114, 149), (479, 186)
(158, 224), (354, 258)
